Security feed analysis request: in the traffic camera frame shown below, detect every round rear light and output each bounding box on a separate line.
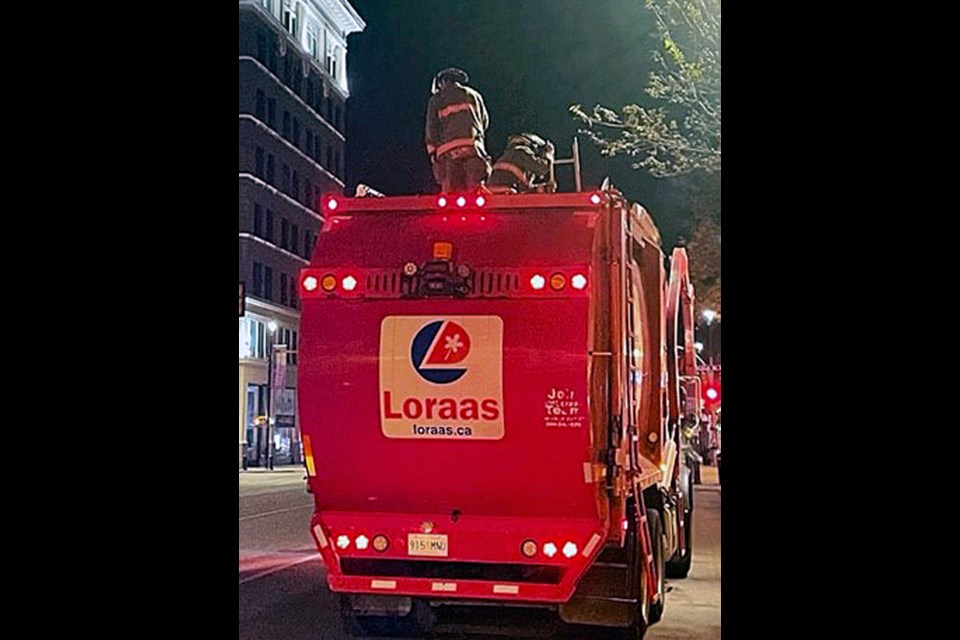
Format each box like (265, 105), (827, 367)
(589, 193), (602, 205)
(355, 535), (369, 550)
(521, 540), (538, 558)
(456, 196), (467, 207)
(373, 535), (389, 552)
(327, 197), (339, 210)
(562, 542), (578, 558)
(475, 195), (486, 207)
(571, 274), (587, 290)
(403, 262), (418, 276)
(341, 275), (357, 291)
(542, 542), (558, 558)
(437, 196), (448, 207)
(530, 274), (546, 290)
(303, 276), (318, 292)
(550, 273), (566, 290)
(321, 275), (337, 292)
(336, 535), (350, 549)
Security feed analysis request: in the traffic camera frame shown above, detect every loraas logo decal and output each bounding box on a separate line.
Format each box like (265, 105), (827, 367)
(410, 320), (471, 383)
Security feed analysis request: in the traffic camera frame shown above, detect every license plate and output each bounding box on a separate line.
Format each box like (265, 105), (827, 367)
(407, 533), (448, 557)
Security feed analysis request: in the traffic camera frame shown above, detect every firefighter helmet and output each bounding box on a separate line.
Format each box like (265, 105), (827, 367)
(507, 133), (547, 150)
(431, 68), (469, 94)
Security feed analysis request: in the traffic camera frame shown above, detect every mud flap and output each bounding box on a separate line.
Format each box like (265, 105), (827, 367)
(558, 559), (635, 626)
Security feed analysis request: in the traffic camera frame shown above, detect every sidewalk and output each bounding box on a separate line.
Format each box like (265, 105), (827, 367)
(240, 464), (305, 474)
(699, 463), (719, 486)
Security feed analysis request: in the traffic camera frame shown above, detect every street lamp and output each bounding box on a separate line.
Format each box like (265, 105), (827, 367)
(266, 320), (278, 470)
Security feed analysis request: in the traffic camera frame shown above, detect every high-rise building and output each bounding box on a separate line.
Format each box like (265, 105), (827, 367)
(238, 0), (365, 468)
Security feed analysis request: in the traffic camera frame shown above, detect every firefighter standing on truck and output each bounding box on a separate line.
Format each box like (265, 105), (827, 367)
(425, 68), (491, 192)
(486, 133), (555, 194)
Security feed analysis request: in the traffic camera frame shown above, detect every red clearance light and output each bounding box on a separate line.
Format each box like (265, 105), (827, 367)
(437, 196), (448, 207)
(342, 275), (358, 291)
(589, 193), (602, 205)
(705, 387), (719, 401)
(456, 196), (467, 207)
(475, 195), (486, 207)
(530, 274), (546, 290)
(327, 197), (339, 211)
(571, 274), (588, 290)
(302, 276), (318, 292)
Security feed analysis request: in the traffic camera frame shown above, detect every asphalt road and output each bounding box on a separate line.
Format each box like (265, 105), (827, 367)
(239, 468), (720, 639)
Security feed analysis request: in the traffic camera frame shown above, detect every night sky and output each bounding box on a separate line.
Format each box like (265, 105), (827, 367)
(343, 0), (696, 246)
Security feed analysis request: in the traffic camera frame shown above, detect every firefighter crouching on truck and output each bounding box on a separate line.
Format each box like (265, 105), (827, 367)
(425, 68), (491, 192)
(485, 133), (555, 194)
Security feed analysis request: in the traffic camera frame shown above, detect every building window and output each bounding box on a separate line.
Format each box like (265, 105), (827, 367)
(265, 210), (274, 242)
(281, 164), (290, 194)
(283, 1), (297, 36)
(306, 80), (314, 106)
(283, 111), (291, 141)
(308, 28), (318, 59)
(305, 130), (313, 157)
(292, 224), (299, 255)
(281, 218), (289, 249)
(335, 106), (341, 132)
(334, 149), (340, 178)
(304, 178), (312, 208)
(267, 154), (275, 184)
(257, 320), (264, 359)
(304, 232), (312, 258)
(325, 97), (332, 122)
(255, 90), (265, 120)
(283, 55), (291, 86)
(292, 331), (298, 364)
(293, 118), (300, 148)
(255, 147), (264, 178)
(292, 171), (299, 200)
(264, 266), (274, 301)
(253, 262), (263, 296)
(291, 280), (298, 311)
(326, 147), (332, 170)
(280, 273), (288, 304)
(315, 137), (322, 163)
(267, 98), (276, 128)
(254, 203), (263, 236)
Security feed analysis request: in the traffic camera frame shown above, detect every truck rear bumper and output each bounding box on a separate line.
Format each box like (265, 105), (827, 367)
(312, 510), (609, 604)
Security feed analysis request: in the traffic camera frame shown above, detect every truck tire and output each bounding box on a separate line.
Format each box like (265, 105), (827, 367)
(647, 509), (665, 624)
(665, 476), (694, 579)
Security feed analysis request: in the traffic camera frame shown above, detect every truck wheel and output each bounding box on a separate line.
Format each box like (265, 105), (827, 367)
(666, 478), (694, 579)
(647, 509), (665, 624)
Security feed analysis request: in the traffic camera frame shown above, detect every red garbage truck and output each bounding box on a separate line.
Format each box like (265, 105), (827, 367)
(297, 185), (701, 638)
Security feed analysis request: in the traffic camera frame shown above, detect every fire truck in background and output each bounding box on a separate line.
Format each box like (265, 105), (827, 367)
(296, 164), (702, 637)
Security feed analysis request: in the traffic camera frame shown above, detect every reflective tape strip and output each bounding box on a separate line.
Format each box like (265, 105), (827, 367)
(492, 161), (527, 183)
(371, 580), (397, 590)
(436, 138), (475, 157)
(438, 102), (471, 119)
(582, 533), (601, 558)
(493, 584), (519, 595)
(312, 524), (328, 549)
(431, 582), (457, 592)
(303, 435), (316, 477)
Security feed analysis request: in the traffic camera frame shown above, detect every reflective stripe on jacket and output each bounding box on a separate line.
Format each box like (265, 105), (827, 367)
(425, 83), (489, 160)
(487, 145), (550, 190)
